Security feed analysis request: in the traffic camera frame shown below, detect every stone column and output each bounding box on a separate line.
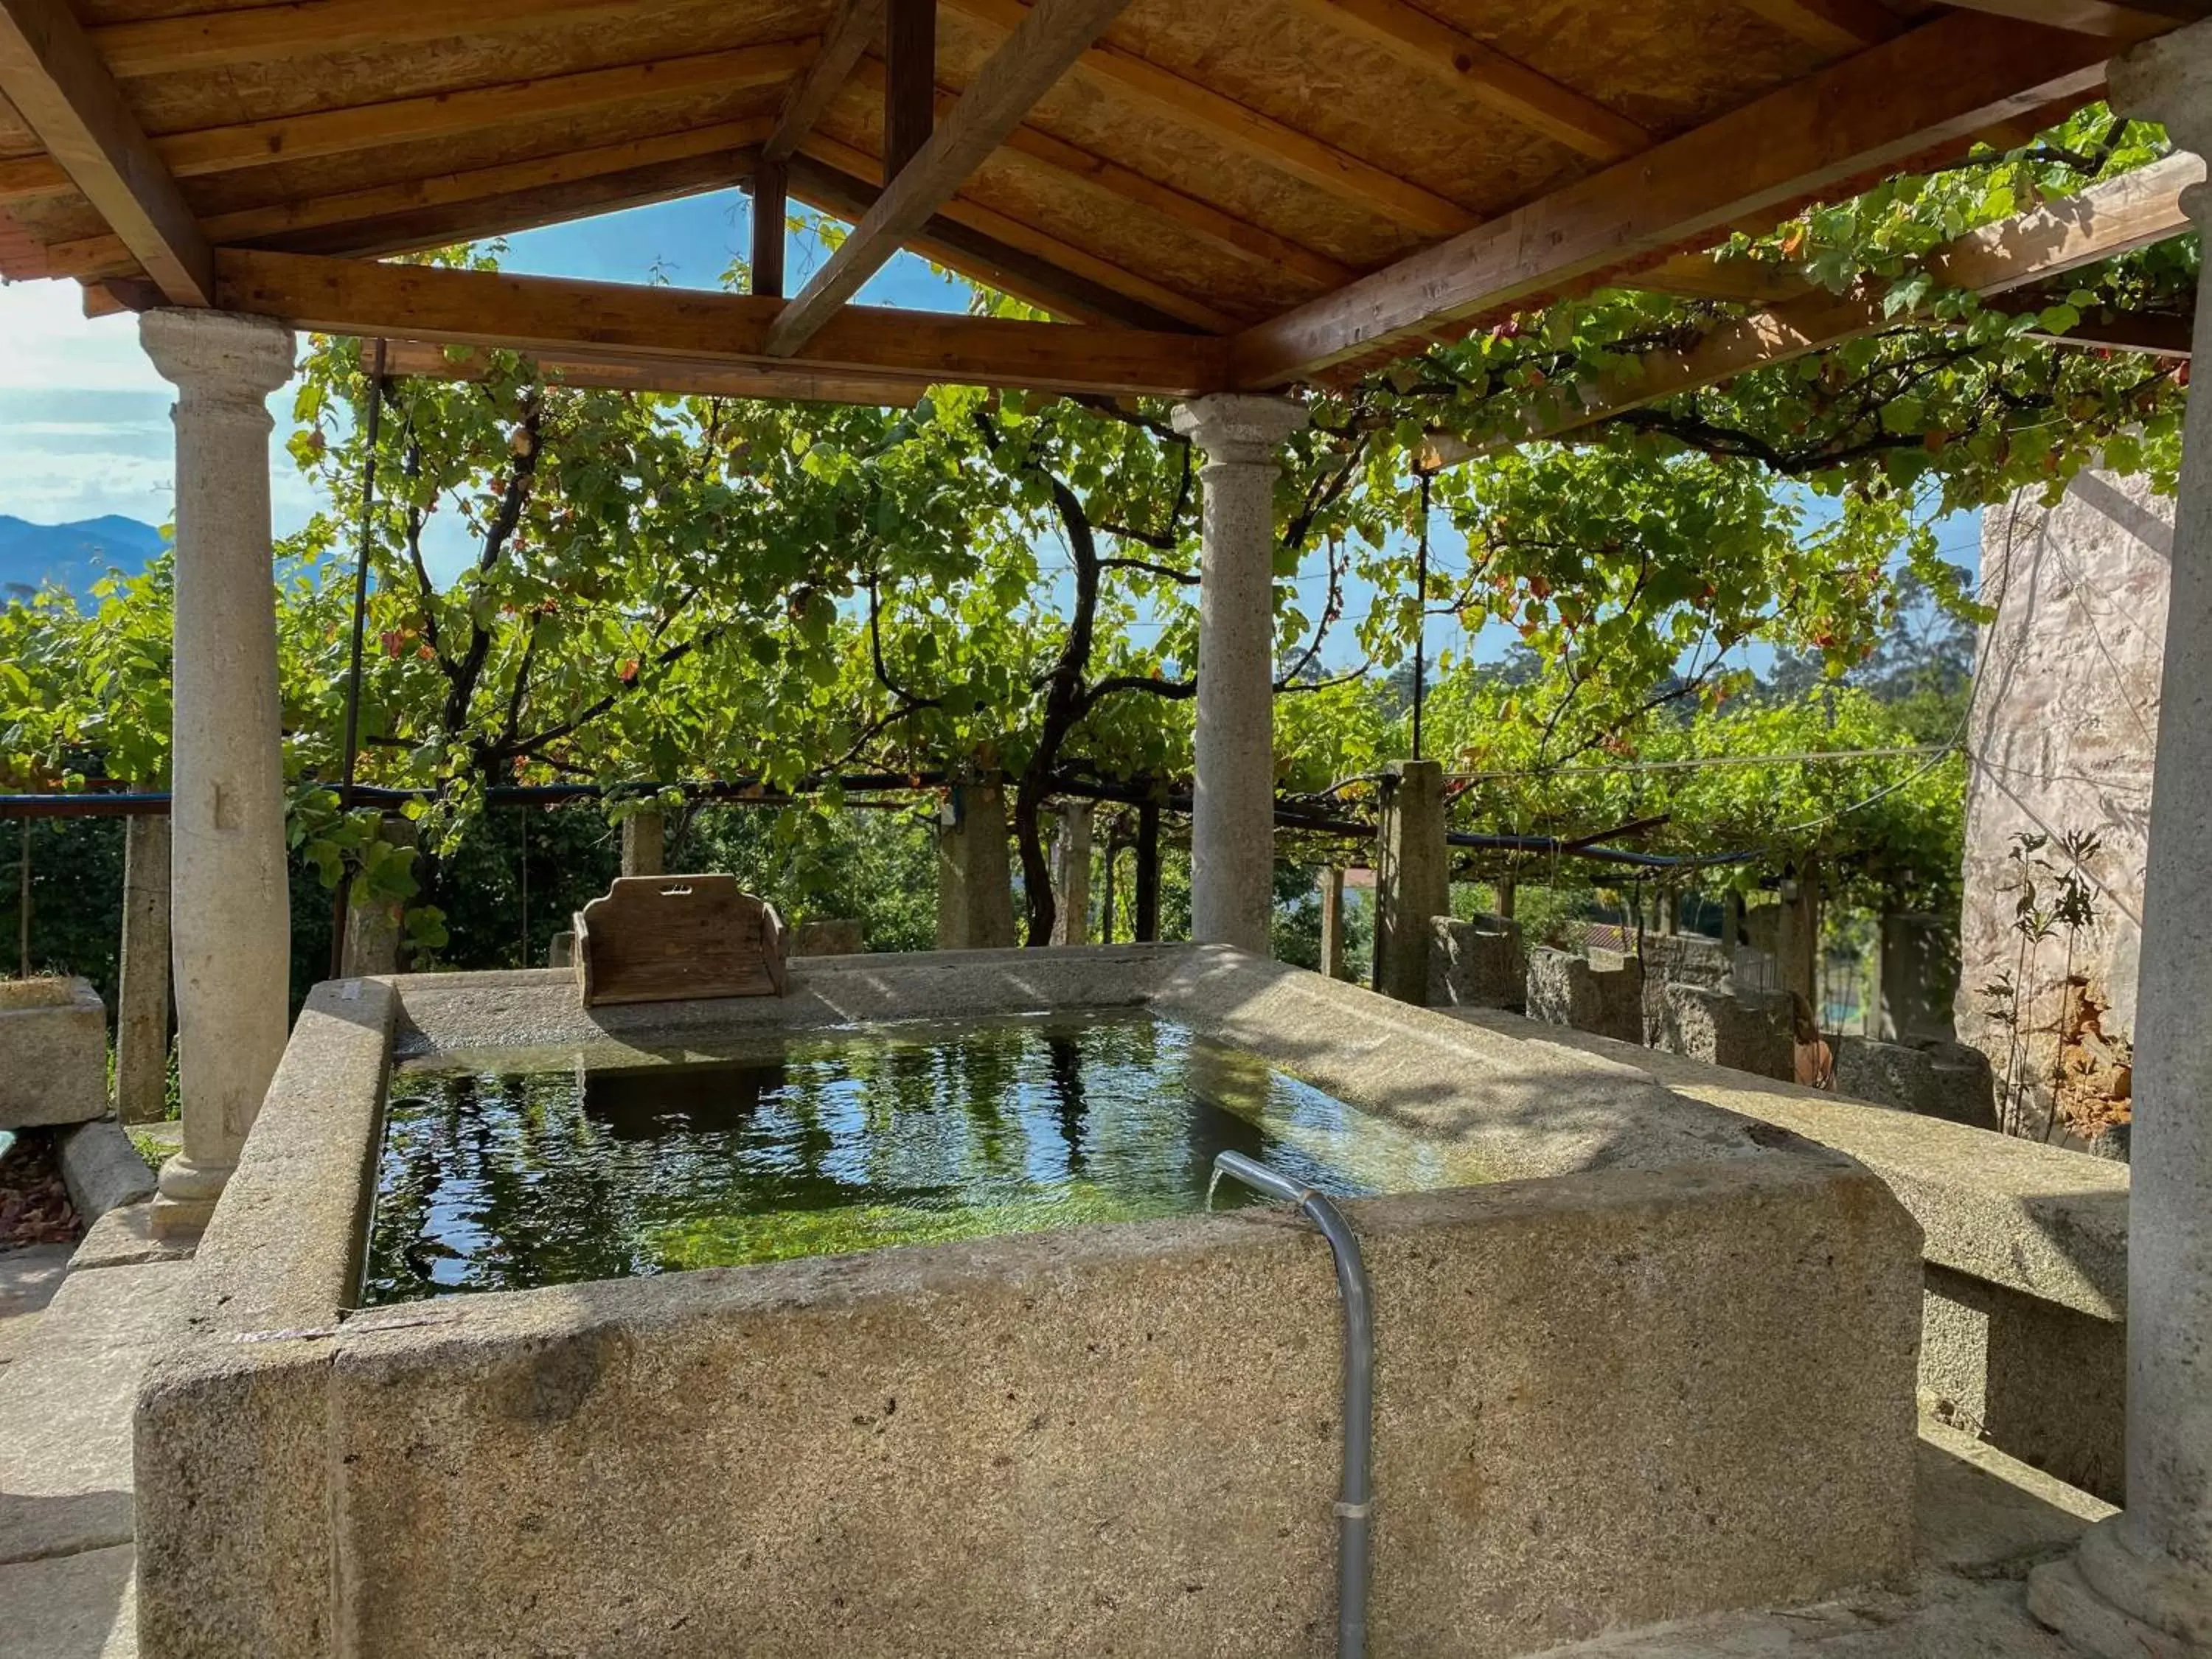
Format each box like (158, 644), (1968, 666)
(114, 813), (171, 1124)
(1318, 866), (1346, 981)
(1048, 800), (1093, 947)
(340, 815), (417, 977)
(1170, 395), (1308, 954)
(621, 806), (666, 877)
(141, 310), (295, 1235)
(1777, 859), (1820, 1008)
(1495, 875), (1516, 920)
(935, 777), (1017, 950)
(2030, 23), (2212, 1657)
(1372, 759), (1447, 1005)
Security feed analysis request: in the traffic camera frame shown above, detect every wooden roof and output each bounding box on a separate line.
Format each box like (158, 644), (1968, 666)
(0, 0), (2194, 401)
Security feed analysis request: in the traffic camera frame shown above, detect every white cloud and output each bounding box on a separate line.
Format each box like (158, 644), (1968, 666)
(1, 278), (313, 535)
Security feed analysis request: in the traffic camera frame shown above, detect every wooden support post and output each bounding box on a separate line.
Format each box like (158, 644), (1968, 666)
(1319, 866), (1346, 981)
(750, 154), (786, 298)
(115, 813), (171, 1124)
(1495, 874), (1516, 919)
(1134, 796), (1161, 943)
(883, 0), (936, 181)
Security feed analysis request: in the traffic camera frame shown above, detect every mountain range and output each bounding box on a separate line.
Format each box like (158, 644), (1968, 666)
(0, 515), (168, 602)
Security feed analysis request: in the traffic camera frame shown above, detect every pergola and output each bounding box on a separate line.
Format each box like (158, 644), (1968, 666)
(2, 1), (2210, 1652)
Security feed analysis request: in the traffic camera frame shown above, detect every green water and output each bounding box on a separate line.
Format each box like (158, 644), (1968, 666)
(361, 1013), (1460, 1307)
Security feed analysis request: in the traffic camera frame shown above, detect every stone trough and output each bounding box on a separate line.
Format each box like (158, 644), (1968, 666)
(136, 945), (1924, 1658)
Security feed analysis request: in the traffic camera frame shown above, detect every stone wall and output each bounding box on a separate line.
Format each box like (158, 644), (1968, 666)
(1833, 1036), (1998, 1131)
(1959, 472), (2168, 1146)
(1654, 983), (1795, 1081)
(1526, 945), (1644, 1043)
(1427, 914), (1525, 1011)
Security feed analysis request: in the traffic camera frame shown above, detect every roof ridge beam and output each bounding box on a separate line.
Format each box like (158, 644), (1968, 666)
(940, 0), (1473, 236)
(763, 0), (1132, 358)
(1281, 0), (1649, 161)
(1230, 10), (2117, 386)
(0, 0), (211, 302)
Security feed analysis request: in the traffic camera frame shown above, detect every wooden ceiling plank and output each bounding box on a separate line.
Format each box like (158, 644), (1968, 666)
(0, 39), (813, 208)
(782, 148), (1200, 327)
(800, 129), (1239, 328)
(941, 0), (1473, 236)
(847, 55), (1352, 288)
(1281, 0), (1649, 161)
(383, 337), (938, 404)
(762, 0), (887, 165)
(210, 247), (1228, 394)
(1231, 11), (2115, 387)
(764, 0), (1130, 357)
(1733, 0), (1903, 51)
(48, 117), (780, 279)
(1434, 151), (2199, 458)
(0, 0), (210, 302)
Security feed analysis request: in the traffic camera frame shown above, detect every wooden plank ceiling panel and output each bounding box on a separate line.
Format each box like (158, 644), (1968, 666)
(1232, 10), (2115, 386)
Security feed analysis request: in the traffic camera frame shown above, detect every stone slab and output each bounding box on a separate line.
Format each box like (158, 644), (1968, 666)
(59, 1123), (158, 1224)
(0, 979), (107, 1130)
(0, 1543), (138, 1659)
(0, 1243), (73, 1366)
(0, 1259), (192, 1565)
(71, 1206), (195, 1273)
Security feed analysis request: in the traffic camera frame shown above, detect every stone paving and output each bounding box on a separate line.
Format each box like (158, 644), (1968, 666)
(0, 1206), (192, 1659)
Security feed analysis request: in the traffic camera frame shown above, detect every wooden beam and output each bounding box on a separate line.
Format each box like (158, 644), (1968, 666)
(762, 0), (887, 165)
(381, 338), (937, 404)
(1929, 0), (2193, 38)
(750, 153), (787, 297)
(1733, 0), (1903, 51)
(884, 0), (936, 180)
(783, 148), (1194, 328)
(849, 55), (1353, 288)
(46, 119), (777, 280)
(0, 40), (813, 206)
(1280, 0), (1648, 161)
(1230, 11), (2114, 387)
(799, 131), (1237, 329)
(209, 248), (1225, 395)
(764, 0), (1130, 358)
(0, 0), (210, 302)
(941, 0), (1473, 236)
(1431, 151), (2199, 459)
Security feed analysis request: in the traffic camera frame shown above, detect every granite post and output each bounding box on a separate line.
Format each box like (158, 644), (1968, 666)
(114, 812), (172, 1124)
(935, 778), (1017, 950)
(140, 309), (295, 1234)
(1373, 759), (1447, 1005)
(1048, 800), (1093, 947)
(2031, 23), (2212, 1655)
(1170, 394), (1308, 954)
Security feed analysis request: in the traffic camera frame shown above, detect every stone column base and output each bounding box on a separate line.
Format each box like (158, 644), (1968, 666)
(2030, 1520), (2212, 1659)
(151, 1152), (234, 1237)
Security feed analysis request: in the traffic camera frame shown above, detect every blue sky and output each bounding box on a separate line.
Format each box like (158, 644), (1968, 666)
(0, 187), (1981, 669)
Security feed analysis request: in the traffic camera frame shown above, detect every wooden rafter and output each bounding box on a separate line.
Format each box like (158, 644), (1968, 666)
(1929, 0), (2192, 38)
(381, 338), (936, 405)
(1280, 0), (1649, 161)
(884, 0), (936, 179)
(44, 118), (777, 281)
(1230, 10), (2115, 387)
(0, 40), (813, 206)
(940, 0), (1473, 236)
(764, 0), (1131, 358)
(762, 0), (887, 166)
(845, 55), (1352, 288)
(207, 248), (1226, 395)
(0, 0), (209, 302)
(783, 150), (1195, 327)
(1429, 151), (2200, 462)
(798, 130), (1237, 329)
(1732, 0), (1902, 51)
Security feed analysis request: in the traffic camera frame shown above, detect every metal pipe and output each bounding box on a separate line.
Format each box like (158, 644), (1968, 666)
(1211, 1150), (1373, 1659)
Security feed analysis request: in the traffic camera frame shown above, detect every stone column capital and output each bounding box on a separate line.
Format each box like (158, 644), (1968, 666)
(140, 308), (296, 408)
(2112, 18), (2212, 213)
(1171, 394), (1310, 467)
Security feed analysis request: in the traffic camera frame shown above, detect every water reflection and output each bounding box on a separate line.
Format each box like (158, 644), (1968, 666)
(363, 1014), (1453, 1307)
